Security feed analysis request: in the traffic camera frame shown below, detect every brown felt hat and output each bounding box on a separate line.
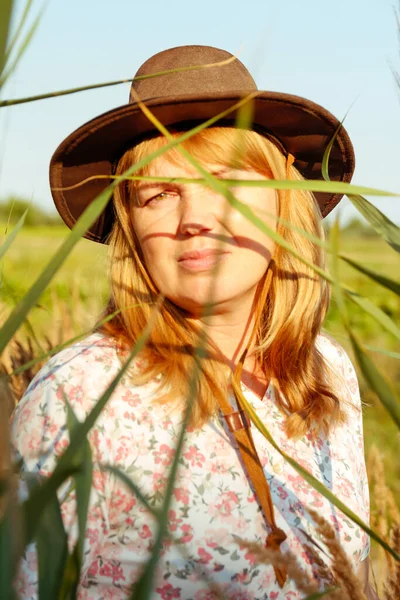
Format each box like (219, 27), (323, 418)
(49, 45), (355, 243)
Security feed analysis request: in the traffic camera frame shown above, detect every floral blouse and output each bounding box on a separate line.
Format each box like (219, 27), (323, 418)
(11, 332), (370, 599)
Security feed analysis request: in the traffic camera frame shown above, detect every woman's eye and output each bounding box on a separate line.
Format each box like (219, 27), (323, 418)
(145, 191), (176, 206)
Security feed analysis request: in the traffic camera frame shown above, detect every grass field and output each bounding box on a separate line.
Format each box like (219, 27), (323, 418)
(1, 222), (399, 589)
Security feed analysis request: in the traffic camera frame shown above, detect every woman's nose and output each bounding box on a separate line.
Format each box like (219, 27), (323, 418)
(178, 186), (218, 236)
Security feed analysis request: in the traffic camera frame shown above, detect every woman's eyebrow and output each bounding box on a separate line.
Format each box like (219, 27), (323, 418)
(135, 167), (231, 192)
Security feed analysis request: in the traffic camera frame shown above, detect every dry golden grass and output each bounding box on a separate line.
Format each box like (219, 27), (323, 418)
(383, 525), (400, 599)
(368, 445), (400, 595)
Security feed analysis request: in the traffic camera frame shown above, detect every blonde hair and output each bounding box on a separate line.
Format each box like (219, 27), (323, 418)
(99, 127), (345, 438)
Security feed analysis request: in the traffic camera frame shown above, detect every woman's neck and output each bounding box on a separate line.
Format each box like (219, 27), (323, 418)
(189, 300), (269, 399)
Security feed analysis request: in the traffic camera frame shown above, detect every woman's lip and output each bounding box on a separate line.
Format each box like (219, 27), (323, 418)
(178, 248), (229, 261)
(177, 249), (230, 272)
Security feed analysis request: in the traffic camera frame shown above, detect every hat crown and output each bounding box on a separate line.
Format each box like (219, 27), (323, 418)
(130, 45), (257, 102)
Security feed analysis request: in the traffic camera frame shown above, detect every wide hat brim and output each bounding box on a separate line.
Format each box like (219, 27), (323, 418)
(50, 87), (355, 244)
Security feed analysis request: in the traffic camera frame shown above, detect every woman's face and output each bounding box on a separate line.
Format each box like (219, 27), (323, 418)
(131, 155), (277, 316)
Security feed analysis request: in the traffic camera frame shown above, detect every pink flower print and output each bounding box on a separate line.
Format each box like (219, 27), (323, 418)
(210, 459), (227, 475)
(270, 593), (279, 600)
(99, 561), (125, 583)
(154, 443), (175, 467)
(67, 385), (85, 406)
(43, 415), (58, 436)
(336, 478), (354, 500)
(235, 516), (248, 534)
(87, 559), (99, 578)
(92, 471), (105, 493)
(244, 549), (258, 566)
(109, 487), (137, 521)
(56, 384), (67, 400)
(246, 494), (257, 505)
(204, 528), (229, 549)
(168, 509), (183, 532)
(179, 523), (194, 543)
(197, 547), (213, 564)
(123, 410), (136, 422)
(277, 486), (288, 500)
(183, 445), (206, 468)
(115, 438), (132, 463)
(122, 389), (141, 407)
(287, 473), (310, 494)
(155, 583), (181, 599)
(173, 487), (190, 505)
(233, 571), (250, 585)
(87, 528), (99, 545)
(329, 513), (343, 533)
(309, 490), (324, 508)
(210, 491), (240, 523)
(226, 491), (239, 503)
(152, 472), (167, 493)
(139, 524), (152, 539)
(89, 428), (104, 461)
(54, 437), (69, 455)
(347, 375), (358, 395)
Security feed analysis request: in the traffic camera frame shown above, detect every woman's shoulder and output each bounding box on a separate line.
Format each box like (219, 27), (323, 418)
(28, 332), (121, 388)
(316, 332), (362, 413)
(11, 332), (124, 425)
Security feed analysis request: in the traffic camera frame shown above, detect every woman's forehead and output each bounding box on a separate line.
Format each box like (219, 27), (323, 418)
(144, 154), (231, 177)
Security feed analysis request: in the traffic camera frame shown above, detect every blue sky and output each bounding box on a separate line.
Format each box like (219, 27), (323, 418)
(1, 0), (400, 224)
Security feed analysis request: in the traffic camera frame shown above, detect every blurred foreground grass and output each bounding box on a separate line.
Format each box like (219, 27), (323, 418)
(1, 223), (399, 501)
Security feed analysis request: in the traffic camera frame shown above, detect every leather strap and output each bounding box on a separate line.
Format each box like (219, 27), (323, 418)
(218, 388), (288, 588)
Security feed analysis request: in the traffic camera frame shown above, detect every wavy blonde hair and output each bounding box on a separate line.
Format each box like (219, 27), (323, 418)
(99, 127), (345, 438)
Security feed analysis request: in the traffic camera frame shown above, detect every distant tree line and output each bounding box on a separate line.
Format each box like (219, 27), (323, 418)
(325, 217), (379, 238)
(0, 197), (63, 227)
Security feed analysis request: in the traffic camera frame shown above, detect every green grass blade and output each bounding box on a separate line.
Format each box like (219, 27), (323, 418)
(0, 54), (239, 107)
(3, 0), (34, 64)
(0, 506), (16, 600)
(103, 464), (159, 518)
(0, 0), (13, 80)
(321, 118), (400, 254)
(339, 254), (400, 296)
(237, 390), (400, 562)
(330, 222), (400, 433)
(0, 186), (113, 357)
(0, 6), (44, 89)
(0, 208), (28, 261)
(22, 304), (159, 544)
(58, 547), (80, 600)
(302, 590), (338, 600)
(365, 346), (400, 359)
(347, 194), (400, 253)
(104, 173), (397, 197)
(57, 545), (81, 600)
(345, 290), (400, 340)
(65, 401), (93, 569)
(36, 485), (69, 599)
(348, 331), (400, 429)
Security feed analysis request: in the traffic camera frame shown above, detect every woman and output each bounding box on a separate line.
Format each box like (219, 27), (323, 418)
(11, 45), (375, 598)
